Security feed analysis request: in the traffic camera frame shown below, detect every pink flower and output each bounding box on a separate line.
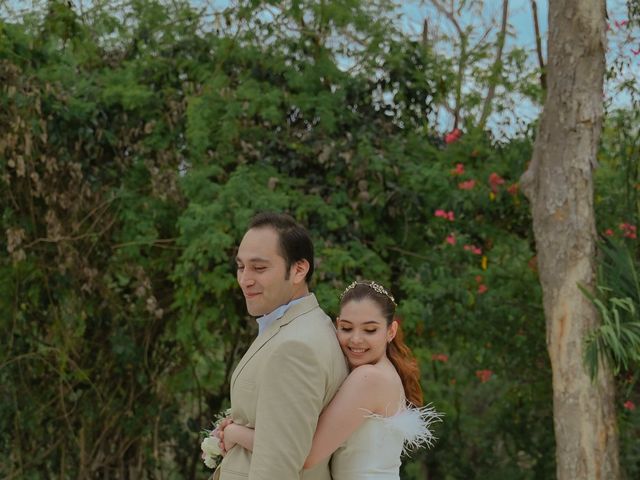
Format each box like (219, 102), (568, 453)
(623, 400), (636, 411)
(604, 229), (614, 237)
(431, 353), (449, 363)
(451, 163), (465, 175)
(446, 234), (456, 245)
(435, 210), (455, 221)
(475, 369), (493, 383)
(458, 179), (476, 190)
(445, 128), (462, 144)
(464, 244), (482, 255)
(477, 284), (488, 294)
(488, 173), (505, 193)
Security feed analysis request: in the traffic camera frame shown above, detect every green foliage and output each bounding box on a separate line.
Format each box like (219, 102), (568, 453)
(1, 1), (218, 477)
(582, 241), (640, 378)
(1, 0), (636, 478)
(593, 107), (640, 478)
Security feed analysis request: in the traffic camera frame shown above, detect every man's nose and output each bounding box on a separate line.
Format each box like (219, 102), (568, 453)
(238, 269), (254, 286)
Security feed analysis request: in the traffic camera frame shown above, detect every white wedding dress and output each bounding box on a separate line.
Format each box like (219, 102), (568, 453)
(330, 405), (441, 480)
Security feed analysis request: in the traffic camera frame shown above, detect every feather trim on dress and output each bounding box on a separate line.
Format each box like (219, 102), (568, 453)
(360, 403), (443, 455)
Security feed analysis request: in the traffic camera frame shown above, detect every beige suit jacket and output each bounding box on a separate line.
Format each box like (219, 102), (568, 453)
(215, 294), (348, 480)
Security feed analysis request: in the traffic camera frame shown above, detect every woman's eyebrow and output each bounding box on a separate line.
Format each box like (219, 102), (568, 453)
(338, 319), (381, 325)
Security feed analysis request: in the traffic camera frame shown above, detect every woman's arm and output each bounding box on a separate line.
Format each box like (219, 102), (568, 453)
(221, 422), (255, 453)
(303, 365), (385, 469)
(220, 365), (387, 468)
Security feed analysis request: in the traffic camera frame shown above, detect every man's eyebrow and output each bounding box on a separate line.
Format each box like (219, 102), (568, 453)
(235, 256), (271, 263)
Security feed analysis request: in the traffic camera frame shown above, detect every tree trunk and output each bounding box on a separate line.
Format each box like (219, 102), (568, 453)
(519, 1), (620, 479)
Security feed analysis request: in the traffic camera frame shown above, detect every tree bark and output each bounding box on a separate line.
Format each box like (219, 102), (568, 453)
(520, 1), (620, 479)
(530, 0), (546, 91)
(478, 0), (509, 130)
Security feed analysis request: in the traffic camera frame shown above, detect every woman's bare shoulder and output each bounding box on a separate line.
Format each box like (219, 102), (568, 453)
(342, 364), (402, 412)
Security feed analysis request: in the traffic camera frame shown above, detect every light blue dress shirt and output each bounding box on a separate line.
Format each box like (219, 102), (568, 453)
(256, 294), (309, 336)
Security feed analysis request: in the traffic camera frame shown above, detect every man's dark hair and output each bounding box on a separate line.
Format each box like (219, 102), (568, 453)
(248, 212), (314, 282)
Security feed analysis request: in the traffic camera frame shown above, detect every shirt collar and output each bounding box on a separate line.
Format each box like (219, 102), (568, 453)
(256, 295), (309, 336)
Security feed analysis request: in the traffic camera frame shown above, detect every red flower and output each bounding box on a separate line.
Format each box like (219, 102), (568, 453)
(619, 223), (637, 239)
(445, 128), (463, 144)
(507, 183), (519, 196)
(451, 163), (465, 175)
(623, 400), (636, 411)
(475, 369), (493, 383)
(477, 284), (488, 294)
(446, 234), (456, 245)
(488, 172), (505, 193)
(604, 229), (614, 237)
(458, 179), (476, 190)
(431, 353), (449, 363)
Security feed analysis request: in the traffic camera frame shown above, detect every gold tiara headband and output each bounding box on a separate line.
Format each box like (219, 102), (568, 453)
(340, 281), (397, 307)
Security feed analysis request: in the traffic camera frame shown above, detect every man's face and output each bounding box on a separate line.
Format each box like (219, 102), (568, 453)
(236, 227), (297, 316)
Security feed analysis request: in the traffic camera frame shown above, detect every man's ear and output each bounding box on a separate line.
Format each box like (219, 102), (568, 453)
(291, 259), (310, 284)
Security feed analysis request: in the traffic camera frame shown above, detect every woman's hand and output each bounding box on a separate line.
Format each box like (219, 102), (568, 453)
(215, 421), (255, 454)
(220, 423), (240, 453)
(214, 418), (234, 456)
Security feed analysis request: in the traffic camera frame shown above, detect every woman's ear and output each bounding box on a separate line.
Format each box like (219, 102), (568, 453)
(388, 320), (399, 342)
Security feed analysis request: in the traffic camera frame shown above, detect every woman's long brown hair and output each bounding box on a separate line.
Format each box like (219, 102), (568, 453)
(339, 281), (423, 406)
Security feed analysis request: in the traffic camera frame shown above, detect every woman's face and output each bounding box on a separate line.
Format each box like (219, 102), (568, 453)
(336, 298), (396, 369)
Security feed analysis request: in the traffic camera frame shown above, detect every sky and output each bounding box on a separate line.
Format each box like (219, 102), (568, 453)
(397, 0), (636, 136)
(3, 0), (636, 136)
(399, 1), (550, 135)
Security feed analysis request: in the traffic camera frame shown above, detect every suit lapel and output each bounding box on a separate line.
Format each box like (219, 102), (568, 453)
(230, 294), (320, 389)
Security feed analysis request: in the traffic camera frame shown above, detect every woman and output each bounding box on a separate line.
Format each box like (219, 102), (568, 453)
(216, 280), (440, 479)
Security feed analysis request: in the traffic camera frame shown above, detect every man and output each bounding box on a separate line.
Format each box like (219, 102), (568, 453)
(214, 212), (348, 480)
